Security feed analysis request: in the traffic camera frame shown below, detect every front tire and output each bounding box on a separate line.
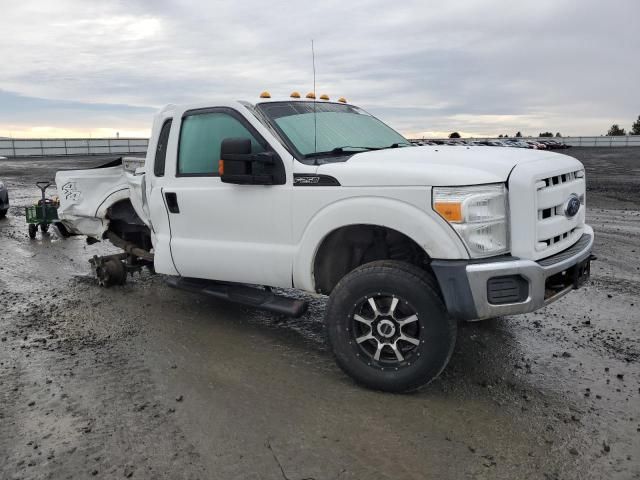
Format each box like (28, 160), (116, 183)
(28, 224), (37, 239)
(326, 260), (456, 392)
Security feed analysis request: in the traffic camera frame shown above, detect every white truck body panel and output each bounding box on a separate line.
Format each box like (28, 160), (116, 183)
(57, 165), (135, 238)
(315, 145), (564, 187)
(143, 106), (179, 276)
(290, 188), (468, 292)
(166, 179), (293, 286)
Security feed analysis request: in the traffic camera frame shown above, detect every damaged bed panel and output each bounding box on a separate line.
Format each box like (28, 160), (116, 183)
(55, 157), (150, 239)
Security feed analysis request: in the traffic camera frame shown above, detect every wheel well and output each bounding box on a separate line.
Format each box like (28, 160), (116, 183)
(313, 225), (430, 295)
(105, 199), (152, 251)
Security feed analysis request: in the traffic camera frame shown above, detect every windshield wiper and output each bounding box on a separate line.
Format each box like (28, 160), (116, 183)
(304, 142), (412, 160)
(305, 146), (381, 158)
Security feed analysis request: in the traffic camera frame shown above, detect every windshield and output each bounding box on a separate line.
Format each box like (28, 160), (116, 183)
(256, 101), (409, 160)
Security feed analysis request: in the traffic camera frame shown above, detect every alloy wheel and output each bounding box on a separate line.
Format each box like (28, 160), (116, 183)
(348, 294), (422, 369)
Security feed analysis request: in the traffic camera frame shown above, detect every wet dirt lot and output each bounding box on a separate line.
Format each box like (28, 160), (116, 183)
(0, 148), (638, 479)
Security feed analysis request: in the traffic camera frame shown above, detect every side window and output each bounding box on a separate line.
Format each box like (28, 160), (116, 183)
(177, 112), (264, 176)
(154, 119), (172, 177)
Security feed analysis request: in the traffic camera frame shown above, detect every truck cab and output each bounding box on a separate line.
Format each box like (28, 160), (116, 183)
(56, 94), (593, 392)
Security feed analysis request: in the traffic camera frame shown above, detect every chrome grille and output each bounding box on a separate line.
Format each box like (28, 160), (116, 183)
(508, 156), (587, 261)
(535, 169), (585, 254)
(538, 170), (583, 189)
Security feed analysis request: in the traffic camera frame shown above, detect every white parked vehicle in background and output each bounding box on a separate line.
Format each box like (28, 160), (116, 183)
(55, 93), (594, 392)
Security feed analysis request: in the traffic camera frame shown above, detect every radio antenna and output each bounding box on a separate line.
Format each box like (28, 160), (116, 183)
(312, 39), (317, 154)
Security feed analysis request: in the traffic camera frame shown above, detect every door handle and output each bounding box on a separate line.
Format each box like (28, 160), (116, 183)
(164, 192), (180, 213)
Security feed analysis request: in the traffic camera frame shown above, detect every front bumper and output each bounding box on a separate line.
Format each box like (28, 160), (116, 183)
(432, 225), (594, 320)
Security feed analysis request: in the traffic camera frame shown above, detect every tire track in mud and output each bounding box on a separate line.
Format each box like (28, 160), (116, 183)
(0, 247), (207, 478)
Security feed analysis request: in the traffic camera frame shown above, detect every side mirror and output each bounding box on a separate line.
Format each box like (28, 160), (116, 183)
(220, 138), (281, 185)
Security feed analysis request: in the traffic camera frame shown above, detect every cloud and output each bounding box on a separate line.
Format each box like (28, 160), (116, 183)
(0, 90), (153, 138)
(0, 0), (638, 137)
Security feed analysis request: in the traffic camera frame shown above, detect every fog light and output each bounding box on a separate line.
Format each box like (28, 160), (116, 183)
(487, 275), (528, 304)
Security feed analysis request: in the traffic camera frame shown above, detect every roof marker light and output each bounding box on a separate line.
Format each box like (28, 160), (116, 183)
(259, 91), (271, 98)
(290, 91), (301, 98)
(338, 97), (347, 103)
(320, 94), (330, 100)
(306, 92), (316, 99)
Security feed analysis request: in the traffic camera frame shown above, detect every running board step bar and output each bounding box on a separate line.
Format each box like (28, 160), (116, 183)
(166, 277), (308, 318)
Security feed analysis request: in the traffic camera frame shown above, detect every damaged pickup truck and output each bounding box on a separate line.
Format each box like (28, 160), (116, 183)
(55, 96), (594, 392)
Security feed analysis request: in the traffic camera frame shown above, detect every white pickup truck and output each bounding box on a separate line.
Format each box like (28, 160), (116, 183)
(55, 95), (593, 392)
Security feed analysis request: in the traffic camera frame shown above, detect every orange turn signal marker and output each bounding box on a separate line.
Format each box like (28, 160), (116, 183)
(290, 91), (301, 98)
(320, 94), (330, 100)
(306, 92), (316, 99)
(259, 91), (271, 98)
(434, 202), (463, 222)
(338, 97), (347, 103)
(218, 159), (225, 175)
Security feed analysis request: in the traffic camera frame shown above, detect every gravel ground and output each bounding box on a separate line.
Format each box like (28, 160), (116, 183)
(0, 148), (638, 479)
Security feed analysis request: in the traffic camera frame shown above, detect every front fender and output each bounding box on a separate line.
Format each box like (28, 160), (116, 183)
(292, 195), (469, 291)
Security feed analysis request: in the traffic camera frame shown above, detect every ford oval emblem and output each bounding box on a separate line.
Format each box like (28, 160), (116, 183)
(564, 194), (581, 218)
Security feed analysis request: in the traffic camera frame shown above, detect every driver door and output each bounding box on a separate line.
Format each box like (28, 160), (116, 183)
(163, 108), (293, 288)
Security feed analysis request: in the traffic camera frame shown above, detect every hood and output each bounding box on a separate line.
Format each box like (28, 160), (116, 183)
(315, 145), (571, 186)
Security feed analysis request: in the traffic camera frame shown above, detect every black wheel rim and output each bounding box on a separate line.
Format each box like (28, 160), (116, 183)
(348, 293), (422, 370)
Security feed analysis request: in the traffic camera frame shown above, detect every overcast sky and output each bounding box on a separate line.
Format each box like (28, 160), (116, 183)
(0, 0), (638, 138)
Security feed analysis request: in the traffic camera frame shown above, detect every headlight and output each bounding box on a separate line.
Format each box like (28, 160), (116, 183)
(433, 184), (509, 257)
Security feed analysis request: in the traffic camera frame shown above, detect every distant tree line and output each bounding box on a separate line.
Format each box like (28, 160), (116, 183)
(607, 115), (640, 136)
(446, 115), (640, 139)
(538, 132), (562, 137)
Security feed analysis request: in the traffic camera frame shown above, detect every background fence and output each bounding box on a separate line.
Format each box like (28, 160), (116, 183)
(544, 136), (640, 147)
(0, 138), (149, 157)
(409, 136), (640, 147)
(0, 135), (638, 158)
